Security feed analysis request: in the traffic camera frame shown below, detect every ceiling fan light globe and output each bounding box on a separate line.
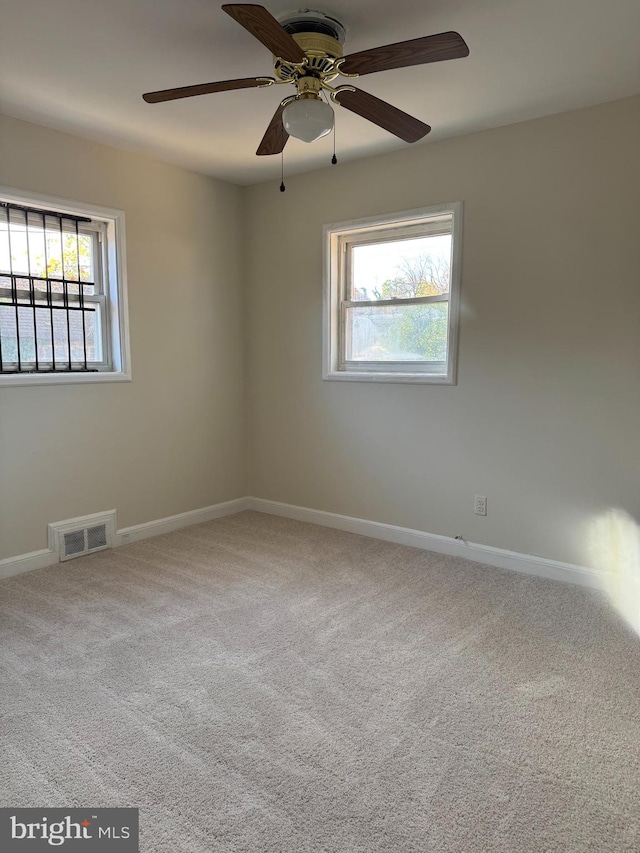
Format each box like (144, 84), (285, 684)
(282, 98), (334, 143)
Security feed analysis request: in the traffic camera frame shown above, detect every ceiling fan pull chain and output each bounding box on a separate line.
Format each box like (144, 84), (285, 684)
(332, 120), (337, 165)
(280, 149), (286, 192)
(321, 89), (338, 165)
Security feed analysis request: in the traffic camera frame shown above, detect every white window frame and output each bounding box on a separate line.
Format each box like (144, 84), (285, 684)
(323, 202), (463, 384)
(0, 186), (131, 387)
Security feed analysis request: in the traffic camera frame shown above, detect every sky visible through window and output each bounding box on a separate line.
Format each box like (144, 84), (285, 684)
(0, 220), (92, 282)
(352, 234), (451, 300)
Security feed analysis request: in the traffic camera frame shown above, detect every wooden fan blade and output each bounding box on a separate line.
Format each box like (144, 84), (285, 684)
(143, 77), (269, 103)
(335, 88), (430, 143)
(256, 102), (289, 155)
(340, 32), (469, 76)
(222, 4), (305, 63)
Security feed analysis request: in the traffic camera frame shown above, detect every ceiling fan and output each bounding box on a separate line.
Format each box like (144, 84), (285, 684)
(142, 4), (469, 155)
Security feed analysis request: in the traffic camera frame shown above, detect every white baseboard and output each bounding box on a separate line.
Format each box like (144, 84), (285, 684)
(112, 497), (250, 546)
(1, 495), (603, 591)
(247, 497), (604, 590)
(0, 548), (60, 580)
(0, 497), (250, 580)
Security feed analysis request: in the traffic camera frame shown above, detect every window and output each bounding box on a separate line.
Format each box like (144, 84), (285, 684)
(0, 188), (130, 386)
(323, 203), (462, 383)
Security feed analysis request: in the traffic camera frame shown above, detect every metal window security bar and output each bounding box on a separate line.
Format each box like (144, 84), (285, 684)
(0, 201), (99, 373)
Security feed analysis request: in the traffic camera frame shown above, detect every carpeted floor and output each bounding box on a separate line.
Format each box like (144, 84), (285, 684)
(1, 511), (639, 852)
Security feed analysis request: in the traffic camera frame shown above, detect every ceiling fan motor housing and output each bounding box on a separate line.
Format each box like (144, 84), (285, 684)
(278, 9), (347, 42)
(275, 10), (346, 79)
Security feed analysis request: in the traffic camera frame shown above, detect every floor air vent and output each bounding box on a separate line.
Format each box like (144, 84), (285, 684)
(49, 511), (116, 562)
(63, 529), (86, 558)
(61, 524), (108, 560)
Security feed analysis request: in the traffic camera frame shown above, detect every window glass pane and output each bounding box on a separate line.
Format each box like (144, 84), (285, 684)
(35, 308), (53, 362)
(351, 234), (451, 301)
(5, 220), (30, 275)
(44, 216), (64, 280)
(26, 214), (47, 278)
(17, 307), (36, 363)
(69, 310), (87, 362)
(66, 306), (99, 363)
(33, 279), (48, 299)
(61, 231), (93, 282)
(0, 218), (10, 275)
(85, 304), (101, 362)
(346, 303), (448, 363)
(52, 309), (69, 364)
(0, 304), (18, 362)
(0, 214), (94, 283)
(0, 304), (100, 367)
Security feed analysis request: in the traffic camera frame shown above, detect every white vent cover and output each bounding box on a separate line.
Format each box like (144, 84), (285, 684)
(49, 511), (116, 562)
(63, 529), (86, 558)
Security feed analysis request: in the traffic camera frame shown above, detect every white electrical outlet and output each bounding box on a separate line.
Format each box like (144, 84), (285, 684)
(474, 495), (487, 516)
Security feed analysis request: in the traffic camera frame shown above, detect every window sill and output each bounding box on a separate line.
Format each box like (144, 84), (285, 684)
(0, 371), (132, 388)
(323, 369), (455, 385)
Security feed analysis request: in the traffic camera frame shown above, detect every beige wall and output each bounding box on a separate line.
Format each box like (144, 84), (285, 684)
(0, 114), (247, 559)
(2, 97), (638, 568)
(245, 96), (640, 568)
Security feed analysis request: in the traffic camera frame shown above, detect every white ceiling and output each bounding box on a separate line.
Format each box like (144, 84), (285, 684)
(2, 0), (639, 186)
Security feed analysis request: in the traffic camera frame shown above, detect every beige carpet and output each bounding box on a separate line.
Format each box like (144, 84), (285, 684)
(1, 511), (639, 852)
